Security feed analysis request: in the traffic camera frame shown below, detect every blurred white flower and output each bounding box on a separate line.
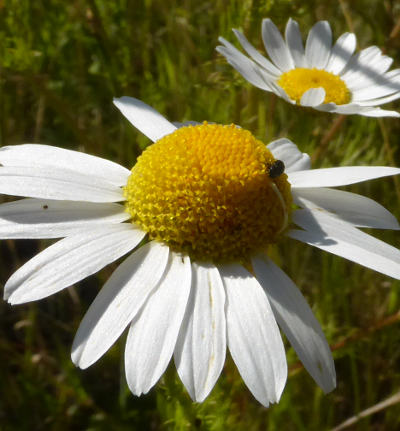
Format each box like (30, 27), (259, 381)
(217, 18), (400, 117)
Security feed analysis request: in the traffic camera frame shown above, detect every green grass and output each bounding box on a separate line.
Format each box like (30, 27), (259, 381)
(1, 0), (400, 429)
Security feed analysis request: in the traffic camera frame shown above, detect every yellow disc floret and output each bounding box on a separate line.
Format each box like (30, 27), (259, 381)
(278, 68), (351, 105)
(124, 123), (292, 263)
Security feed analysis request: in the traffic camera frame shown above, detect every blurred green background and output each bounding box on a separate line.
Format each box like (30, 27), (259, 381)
(1, 0), (400, 430)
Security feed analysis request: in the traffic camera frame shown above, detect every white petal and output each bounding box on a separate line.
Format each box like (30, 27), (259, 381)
(174, 262), (226, 402)
(252, 254), (336, 393)
(358, 45), (391, 70)
(262, 18), (294, 72)
(352, 85), (400, 103)
(352, 80), (400, 102)
(0, 166), (124, 202)
(343, 73), (375, 93)
(5, 224), (145, 303)
(326, 32), (356, 74)
(315, 102), (366, 115)
(354, 91), (400, 107)
(267, 138), (311, 172)
(347, 68), (400, 93)
(285, 18), (307, 68)
(358, 107), (400, 118)
(232, 29), (281, 76)
(289, 209), (400, 280)
(341, 47), (394, 91)
(0, 198), (129, 239)
(125, 252), (191, 395)
(71, 241), (169, 369)
(342, 72), (372, 92)
(0, 144), (130, 187)
(300, 88), (326, 107)
(305, 21), (332, 69)
(220, 263), (287, 407)
(113, 97), (177, 143)
(216, 40), (275, 91)
(344, 46), (393, 78)
(315, 102), (398, 117)
(351, 73), (400, 102)
(288, 166), (400, 188)
(293, 187), (400, 230)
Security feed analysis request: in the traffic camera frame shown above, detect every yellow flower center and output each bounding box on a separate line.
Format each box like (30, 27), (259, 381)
(278, 68), (351, 105)
(124, 123), (292, 263)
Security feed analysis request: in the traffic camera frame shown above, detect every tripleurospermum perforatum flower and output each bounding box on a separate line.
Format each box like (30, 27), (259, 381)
(217, 18), (400, 117)
(1, 97), (400, 406)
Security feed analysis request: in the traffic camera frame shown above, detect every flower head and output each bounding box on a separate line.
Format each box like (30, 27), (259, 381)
(1, 97), (400, 406)
(124, 121), (292, 263)
(217, 18), (400, 117)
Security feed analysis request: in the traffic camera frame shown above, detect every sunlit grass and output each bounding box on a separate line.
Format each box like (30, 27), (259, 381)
(1, 0), (400, 429)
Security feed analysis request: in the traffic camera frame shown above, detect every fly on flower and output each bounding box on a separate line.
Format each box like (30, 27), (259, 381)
(268, 159), (285, 178)
(217, 18), (400, 117)
(1, 97), (400, 407)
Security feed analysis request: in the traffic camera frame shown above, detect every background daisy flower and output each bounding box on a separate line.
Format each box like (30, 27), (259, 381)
(1, 97), (400, 407)
(217, 18), (400, 117)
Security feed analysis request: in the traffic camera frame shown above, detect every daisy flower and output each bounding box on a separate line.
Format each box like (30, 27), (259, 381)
(1, 97), (400, 407)
(217, 18), (400, 117)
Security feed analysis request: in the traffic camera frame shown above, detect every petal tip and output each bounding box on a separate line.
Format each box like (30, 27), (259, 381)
(6, 291), (25, 305)
(321, 375), (337, 394)
(71, 349), (89, 370)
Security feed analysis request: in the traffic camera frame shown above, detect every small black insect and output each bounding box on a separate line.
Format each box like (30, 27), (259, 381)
(268, 160), (285, 179)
